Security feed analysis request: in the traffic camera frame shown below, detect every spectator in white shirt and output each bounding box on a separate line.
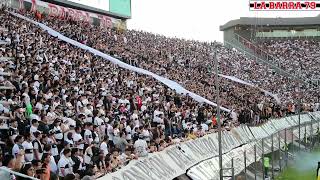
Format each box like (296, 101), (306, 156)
(84, 122), (94, 151)
(58, 148), (73, 178)
(22, 133), (34, 162)
(12, 135), (24, 158)
(134, 134), (148, 157)
(100, 137), (109, 157)
(30, 119), (39, 140)
(73, 126), (85, 154)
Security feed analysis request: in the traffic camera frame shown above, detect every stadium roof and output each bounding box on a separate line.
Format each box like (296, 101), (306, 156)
(41, 0), (131, 20)
(220, 16), (320, 31)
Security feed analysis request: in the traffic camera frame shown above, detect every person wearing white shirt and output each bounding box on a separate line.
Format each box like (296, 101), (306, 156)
(30, 119), (39, 140)
(93, 125), (100, 143)
(142, 126), (151, 142)
(230, 110), (238, 122)
(94, 116), (106, 137)
(12, 135), (25, 160)
(53, 120), (63, 141)
(84, 123), (93, 146)
(84, 142), (96, 165)
(153, 109), (163, 120)
(140, 103), (147, 112)
(65, 132), (74, 147)
(22, 133), (34, 162)
(134, 134), (148, 157)
(43, 145), (58, 174)
(192, 124), (198, 133)
(73, 127), (84, 153)
(76, 101), (84, 112)
(125, 125), (132, 141)
(58, 148), (73, 178)
(131, 112), (139, 121)
(201, 123), (209, 133)
(35, 102), (43, 111)
(106, 123), (114, 144)
(100, 137), (109, 157)
(47, 133), (59, 161)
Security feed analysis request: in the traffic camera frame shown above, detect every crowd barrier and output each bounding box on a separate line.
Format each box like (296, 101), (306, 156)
(187, 112), (320, 180)
(97, 112), (320, 180)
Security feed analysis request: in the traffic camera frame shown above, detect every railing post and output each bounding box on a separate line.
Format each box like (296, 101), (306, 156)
(298, 108), (301, 151)
(254, 144), (257, 180)
(318, 121), (320, 145)
(244, 150), (247, 180)
(278, 131), (282, 171)
(231, 158), (235, 180)
(285, 128), (288, 167)
(305, 124), (307, 150)
(310, 119), (313, 149)
(291, 127), (294, 155)
(271, 134), (274, 180)
(262, 138), (265, 178)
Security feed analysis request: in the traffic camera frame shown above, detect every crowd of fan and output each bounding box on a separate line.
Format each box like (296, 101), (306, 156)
(258, 39), (320, 104)
(0, 6), (319, 180)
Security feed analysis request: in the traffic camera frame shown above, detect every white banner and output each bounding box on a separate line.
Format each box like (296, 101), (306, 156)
(9, 11), (231, 112)
(218, 74), (281, 104)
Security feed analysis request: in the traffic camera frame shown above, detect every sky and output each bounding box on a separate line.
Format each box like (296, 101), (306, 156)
(127, 0), (320, 43)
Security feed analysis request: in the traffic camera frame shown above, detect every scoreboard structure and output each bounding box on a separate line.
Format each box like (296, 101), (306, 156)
(42, 0), (131, 19)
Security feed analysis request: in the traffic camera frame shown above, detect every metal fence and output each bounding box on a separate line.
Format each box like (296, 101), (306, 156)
(238, 114), (320, 180)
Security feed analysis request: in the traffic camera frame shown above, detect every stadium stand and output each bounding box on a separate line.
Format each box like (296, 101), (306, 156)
(0, 1), (319, 180)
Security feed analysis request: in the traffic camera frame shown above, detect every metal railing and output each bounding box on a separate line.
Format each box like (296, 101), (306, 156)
(239, 115), (320, 180)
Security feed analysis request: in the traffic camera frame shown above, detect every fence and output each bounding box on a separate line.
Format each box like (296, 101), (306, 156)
(187, 112), (320, 180)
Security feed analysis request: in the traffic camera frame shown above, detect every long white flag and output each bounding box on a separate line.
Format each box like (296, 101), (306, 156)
(10, 11), (231, 112)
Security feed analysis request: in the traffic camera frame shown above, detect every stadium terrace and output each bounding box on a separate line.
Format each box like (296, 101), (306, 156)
(1, 0), (320, 180)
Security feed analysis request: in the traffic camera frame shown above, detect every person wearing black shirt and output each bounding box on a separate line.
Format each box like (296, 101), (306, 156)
(174, 94), (182, 108)
(196, 107), (204, 125)
(14, 107), (27, 136)
(38, 115), (50, 135)
(71, 147), (85, 177)
(33, 131), (43, 161)
(94, 150), (106, 173)
(8, 119), (19, 145)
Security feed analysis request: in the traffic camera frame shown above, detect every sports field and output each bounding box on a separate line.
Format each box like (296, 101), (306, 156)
(276, 149), (320, 180)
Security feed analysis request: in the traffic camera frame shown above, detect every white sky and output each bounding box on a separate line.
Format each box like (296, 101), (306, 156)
(127, 0), (319, 43)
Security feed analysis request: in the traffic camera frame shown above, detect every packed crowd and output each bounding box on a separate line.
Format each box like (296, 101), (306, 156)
(0, 5), (318, 180)
(0, 8), (237, 180)
(258, 39), (320, 104)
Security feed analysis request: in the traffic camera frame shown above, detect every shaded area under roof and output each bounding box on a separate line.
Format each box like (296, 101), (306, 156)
(220, 16), (320, 31)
